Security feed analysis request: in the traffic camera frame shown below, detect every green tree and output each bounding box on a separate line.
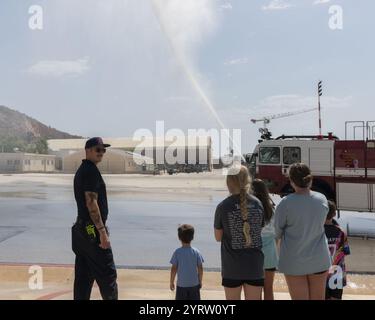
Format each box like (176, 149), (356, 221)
(0, 136), (48, 154)
(35, 138), (48, 154)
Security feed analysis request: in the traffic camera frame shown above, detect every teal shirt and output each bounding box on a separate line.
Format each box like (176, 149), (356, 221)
(274, 191), (331, 276)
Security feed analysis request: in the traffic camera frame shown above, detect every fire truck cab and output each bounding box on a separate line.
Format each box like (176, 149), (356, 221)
(248, 122), (375, 213)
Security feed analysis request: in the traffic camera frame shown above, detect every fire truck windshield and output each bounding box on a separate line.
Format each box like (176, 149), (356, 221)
(259, 147), (281, 164)
(246, 153), (257, 177)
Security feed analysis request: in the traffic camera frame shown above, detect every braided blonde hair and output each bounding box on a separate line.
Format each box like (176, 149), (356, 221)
(227, 165), (252, 247)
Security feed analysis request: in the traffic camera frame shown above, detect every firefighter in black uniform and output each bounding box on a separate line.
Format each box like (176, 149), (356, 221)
(72, 137), (118, 300)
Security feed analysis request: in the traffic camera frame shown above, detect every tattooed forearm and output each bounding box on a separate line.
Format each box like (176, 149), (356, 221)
(85, 192), (105, 230)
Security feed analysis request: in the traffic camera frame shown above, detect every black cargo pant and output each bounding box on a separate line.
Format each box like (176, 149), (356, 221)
(72, 222), (118, 300)
(176, 285), (201, 300)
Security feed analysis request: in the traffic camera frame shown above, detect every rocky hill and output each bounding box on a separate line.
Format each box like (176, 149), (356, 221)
(0, 105), (81, 153)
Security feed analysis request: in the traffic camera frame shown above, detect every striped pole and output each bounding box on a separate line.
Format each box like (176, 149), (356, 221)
(318, 81), (323, 138)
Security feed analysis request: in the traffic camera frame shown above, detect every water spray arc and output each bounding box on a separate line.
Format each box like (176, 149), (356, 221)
(150, 0), (244, 161)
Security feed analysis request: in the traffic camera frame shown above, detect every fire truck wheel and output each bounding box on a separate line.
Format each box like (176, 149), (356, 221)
(311, 184), (335, 201)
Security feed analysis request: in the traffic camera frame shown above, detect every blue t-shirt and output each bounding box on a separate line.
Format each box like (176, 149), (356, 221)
(170, 246), (204, 288)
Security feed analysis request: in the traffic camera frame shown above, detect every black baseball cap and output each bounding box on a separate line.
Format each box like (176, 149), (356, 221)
(85, 137), (111, 149)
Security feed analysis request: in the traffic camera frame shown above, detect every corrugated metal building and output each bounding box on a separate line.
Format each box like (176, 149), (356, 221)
(48, 136), (212, 172)
(62, 149), (155, 174)
(0, 153), (57, 173)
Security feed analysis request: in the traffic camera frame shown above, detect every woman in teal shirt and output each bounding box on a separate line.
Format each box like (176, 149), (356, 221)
(274, 163), (331, 300)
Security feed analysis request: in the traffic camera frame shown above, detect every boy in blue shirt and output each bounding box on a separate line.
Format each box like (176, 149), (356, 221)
(170, 224), (204, 300)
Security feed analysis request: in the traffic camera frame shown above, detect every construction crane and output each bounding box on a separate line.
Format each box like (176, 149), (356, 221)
(251, 107), (318, 140)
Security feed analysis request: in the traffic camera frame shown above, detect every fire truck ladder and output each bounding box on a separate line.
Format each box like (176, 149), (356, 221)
(275, 134), (339, 140)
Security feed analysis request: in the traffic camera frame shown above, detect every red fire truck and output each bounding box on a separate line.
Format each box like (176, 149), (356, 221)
(247, 121), (375, 212)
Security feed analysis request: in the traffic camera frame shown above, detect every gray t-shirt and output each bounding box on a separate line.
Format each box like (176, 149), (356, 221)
(214, 194), (265, 280)
(274, 191), (331, 276)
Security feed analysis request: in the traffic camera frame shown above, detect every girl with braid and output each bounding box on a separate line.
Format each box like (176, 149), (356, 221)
(214, 165), (265, 300)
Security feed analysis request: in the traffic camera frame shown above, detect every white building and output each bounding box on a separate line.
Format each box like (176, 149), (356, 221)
(0, 153), (57, 173)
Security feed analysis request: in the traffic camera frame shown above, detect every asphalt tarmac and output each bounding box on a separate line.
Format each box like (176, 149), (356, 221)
(1, 173), (375, 272)
(0, 196), (222, 268)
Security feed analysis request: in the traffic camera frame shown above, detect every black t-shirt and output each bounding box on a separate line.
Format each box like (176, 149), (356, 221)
(214, 194), (265, 280)
(74, 159), (108, 223)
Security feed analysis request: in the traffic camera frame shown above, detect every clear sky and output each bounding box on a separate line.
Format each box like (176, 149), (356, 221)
(0, 0), (374, 153)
